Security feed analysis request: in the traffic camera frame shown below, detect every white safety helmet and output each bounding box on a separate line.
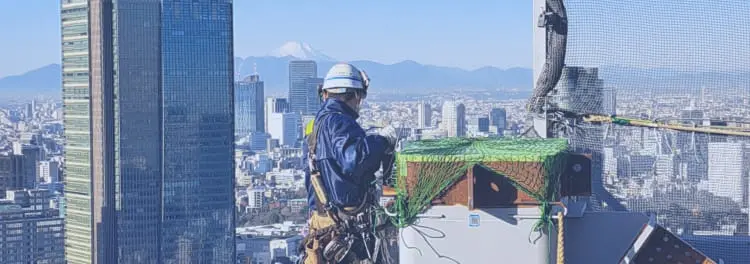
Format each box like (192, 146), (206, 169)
(321, 63), (370, 95)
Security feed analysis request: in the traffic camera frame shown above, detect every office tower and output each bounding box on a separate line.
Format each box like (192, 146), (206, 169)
(677, 107), (709, 182)
(417, 102), (431, 129)
(248, 188), (265, 210)
(477, 117), (490, 133)
(250, 132), (270, 152)
(603, 86), (616, 116)
(268, 112), (302, 147)
(305, 77), (324, 115)
(13, 143), (40, 189)
(554, 67), (604, 114)
(489, 108), (507, 132)
(61, 1), (116, 262)
(26, 103), (34, 120)
(161, 1), (235, 263)
(60, 1), (235, 263)
(0, 190), (65, 263)
(236, 74), (265, 136)
(0, 154), (24, 197)
(708, 142), (747, 204)
(38, 161), (61, 183)
(265, 97), (289, 132)
(442, 101), (466, 137)
(288, 60), (317, 114)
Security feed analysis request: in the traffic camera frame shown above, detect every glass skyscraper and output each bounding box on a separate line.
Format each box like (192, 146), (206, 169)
(288, 60), (317, 114)
(161, 1), (235, 263)
(61, 1), (235, 263)
(236, 74), (265, 136)
(304, 77), (324, 115)
(489, 107), (507, 135)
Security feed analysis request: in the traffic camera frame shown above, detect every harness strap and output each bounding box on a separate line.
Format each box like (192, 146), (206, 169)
(307, 111), (374, 218)
(308, 112), (337, 215)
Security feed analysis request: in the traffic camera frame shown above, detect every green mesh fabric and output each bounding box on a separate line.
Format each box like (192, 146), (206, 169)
(390, 138), (570, 228)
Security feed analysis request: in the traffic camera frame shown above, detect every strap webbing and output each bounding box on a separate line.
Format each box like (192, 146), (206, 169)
(308, 113), (333, 214)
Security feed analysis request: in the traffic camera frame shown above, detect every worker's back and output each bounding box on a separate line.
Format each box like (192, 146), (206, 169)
(303, 97), (389, 211)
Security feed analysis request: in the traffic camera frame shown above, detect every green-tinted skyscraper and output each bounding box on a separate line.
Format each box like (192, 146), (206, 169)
(61, 1), (235, 263)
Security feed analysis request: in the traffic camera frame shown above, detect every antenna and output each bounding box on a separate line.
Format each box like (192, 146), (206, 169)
(236, 60), (245, 80)
(253, 62), (258, 75)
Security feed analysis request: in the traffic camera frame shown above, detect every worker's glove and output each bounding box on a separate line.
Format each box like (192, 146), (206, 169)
(377, 126), (398, 154)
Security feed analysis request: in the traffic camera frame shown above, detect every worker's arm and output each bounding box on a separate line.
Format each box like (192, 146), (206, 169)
(328, 115), (389, 184)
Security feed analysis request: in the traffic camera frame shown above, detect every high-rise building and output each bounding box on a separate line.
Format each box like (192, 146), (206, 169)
(247, 188), (265, 210)
(0, 154), (24, 197)
(489, 108), (507, 133)
(265, 97), (289, 133)
(603, 86), (617, 116)
(268, 112), (302, 147)
(0, 190), (65, 263)
(477, 117), (490, 133)
(236, 75), (265, 136)
(554, 67), (604, 114)
(249, 132), (271, 152)
(707, 142), (747, 204)
(305, 77), (324, 115)
(161, 1), (235, 263)
(60, 1), (235, 263)
(13, 143), (40, 189)
(38, 160), (61, 184)
(288, 60), (317, 114)
(442, 101), (466, 137)
(25, 103), (34, 120)
(417, 102), (432, 129)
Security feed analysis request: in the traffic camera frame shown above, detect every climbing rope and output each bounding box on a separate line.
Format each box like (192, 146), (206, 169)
(556, 211), (564, 264)
(583, 114), (750, 137)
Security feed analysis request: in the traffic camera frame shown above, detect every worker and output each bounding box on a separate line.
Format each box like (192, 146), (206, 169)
(299, 63), (397, 264)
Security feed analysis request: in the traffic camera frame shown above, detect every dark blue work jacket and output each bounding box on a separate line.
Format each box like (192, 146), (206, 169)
(302, 98), (389, 210)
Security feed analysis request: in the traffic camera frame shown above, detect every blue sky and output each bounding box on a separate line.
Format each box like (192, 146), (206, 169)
(0, 1), (531, 78)
(1, 0), (748, 79)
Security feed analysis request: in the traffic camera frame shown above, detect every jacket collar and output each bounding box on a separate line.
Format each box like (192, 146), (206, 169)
(319, 98), (359, 120)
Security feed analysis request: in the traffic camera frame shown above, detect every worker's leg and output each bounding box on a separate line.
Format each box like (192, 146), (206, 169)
(302, 211), (336, 264)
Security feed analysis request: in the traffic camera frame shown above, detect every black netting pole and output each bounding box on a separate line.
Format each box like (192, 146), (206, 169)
(527, 0), (568, 114)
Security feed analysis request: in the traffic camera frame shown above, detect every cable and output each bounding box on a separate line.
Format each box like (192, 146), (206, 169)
(556, 211), (564, 264)
(583, 114), (750, 137)
(409, 224), (461, 264)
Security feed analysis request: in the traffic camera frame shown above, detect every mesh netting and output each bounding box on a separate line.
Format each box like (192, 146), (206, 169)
(390, 138), (569, 231)
(543, 1), (750, 262)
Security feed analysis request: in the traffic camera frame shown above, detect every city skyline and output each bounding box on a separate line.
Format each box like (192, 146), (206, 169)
(0, 0), (749, 263)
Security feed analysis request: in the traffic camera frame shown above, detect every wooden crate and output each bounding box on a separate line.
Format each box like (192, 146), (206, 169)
(399, 154), (591, 210)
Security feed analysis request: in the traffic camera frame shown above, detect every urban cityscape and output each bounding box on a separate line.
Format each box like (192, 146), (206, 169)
(0, 1), (749, 264)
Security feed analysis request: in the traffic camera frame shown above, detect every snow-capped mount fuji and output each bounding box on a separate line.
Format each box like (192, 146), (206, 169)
(268, 41), (336, 61)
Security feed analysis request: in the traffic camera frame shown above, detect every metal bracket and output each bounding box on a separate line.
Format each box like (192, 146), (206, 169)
(538, 11), (568, 29)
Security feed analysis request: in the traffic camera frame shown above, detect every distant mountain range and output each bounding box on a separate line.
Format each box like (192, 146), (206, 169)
(2, 41), (746, 100)
(0, 64), (61, 100)
(0, 41), (532, 99)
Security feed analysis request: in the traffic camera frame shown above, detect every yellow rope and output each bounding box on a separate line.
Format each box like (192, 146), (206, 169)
(556, 211), (564, 264)
(583, 114), (750, 137)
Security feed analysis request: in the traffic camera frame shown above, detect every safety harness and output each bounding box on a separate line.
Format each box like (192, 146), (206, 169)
(304, 112), (376, 263)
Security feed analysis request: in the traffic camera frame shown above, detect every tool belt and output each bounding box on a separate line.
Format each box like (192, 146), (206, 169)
(300, 203), (383, 264)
